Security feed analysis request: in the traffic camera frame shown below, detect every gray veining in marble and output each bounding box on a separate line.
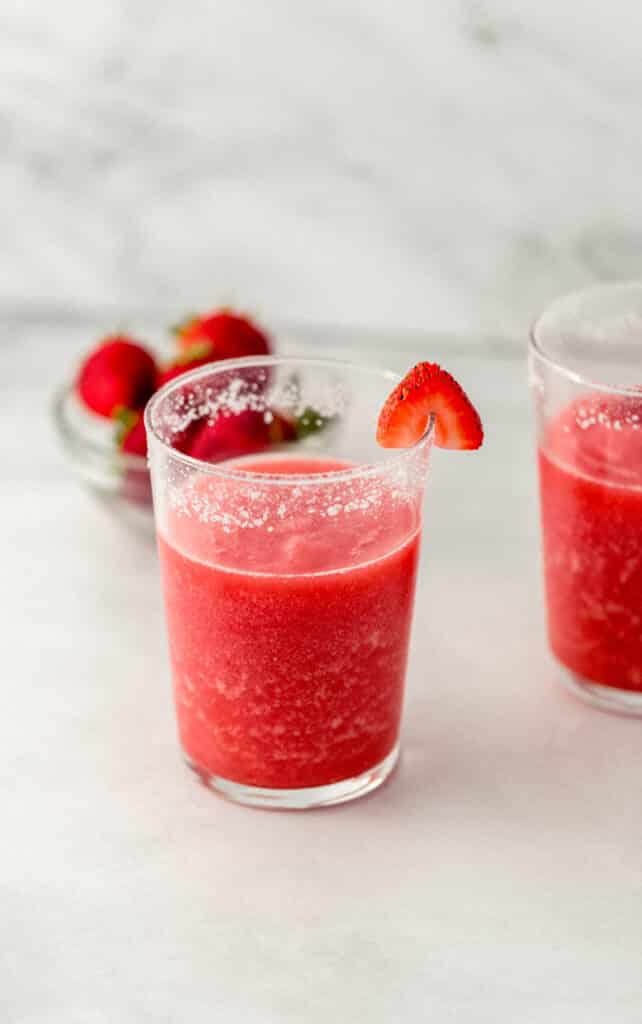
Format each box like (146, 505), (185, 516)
(2, 0), (642, 337)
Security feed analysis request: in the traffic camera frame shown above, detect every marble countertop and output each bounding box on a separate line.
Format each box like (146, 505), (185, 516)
(4, 2), (642, 335)
(3, 321), (642, 1022)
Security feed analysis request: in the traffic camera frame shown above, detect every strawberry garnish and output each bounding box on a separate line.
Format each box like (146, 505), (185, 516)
(174, 309), (271, 359)
(376, 362), (483, 450)
(76, 336), (157, 418)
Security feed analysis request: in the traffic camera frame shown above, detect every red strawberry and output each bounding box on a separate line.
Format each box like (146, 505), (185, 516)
(115, 409), (148, 457)
(77, 336), (157, 418)
(156, 344), (217, 390)
(267, 413), (297, 446)
(180, 411), (295, 463)
(175, 310), (271, 359)
(377, 362), (483, 450)
(113, 409), (152, 507)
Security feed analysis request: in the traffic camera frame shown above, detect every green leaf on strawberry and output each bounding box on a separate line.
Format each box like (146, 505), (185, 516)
(295, 407), (335, 440)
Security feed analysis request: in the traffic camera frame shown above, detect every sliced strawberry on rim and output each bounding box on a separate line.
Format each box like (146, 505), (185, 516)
(377, 362), (483, 450)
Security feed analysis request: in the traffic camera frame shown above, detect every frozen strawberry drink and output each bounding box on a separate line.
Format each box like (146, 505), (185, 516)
(159, 456), (420, 794)
(531, 282), (642, 715)
(539, 395), (642, 693)
(146, 356), (482, 806)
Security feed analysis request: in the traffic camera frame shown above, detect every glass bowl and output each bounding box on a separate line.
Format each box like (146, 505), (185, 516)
(52, 382), (154, 533)
(52, 347), (345, 533)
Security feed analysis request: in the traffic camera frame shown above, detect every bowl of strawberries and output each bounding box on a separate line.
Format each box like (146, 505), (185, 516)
(52, 309), (276, 531)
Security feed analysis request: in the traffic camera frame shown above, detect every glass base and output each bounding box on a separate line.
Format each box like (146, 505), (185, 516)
(557, 667), (642, 717)
(184, 743), (400, 810)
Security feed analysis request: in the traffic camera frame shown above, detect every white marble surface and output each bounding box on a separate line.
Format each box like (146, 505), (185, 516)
(3, 322), (642, 1022)
(3, 1), (642, 335)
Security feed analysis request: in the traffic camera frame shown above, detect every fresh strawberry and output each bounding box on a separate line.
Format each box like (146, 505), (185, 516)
(114, 408), (148, 457)
(156, 344), (218, 390)
(113, 409), (152, 506)
(267, 413), (297, 446)
(376, 362), (483, 450)
(180, 411), (295, 463)
(175, 310), (271, 359)
(76, 336), (157, 418)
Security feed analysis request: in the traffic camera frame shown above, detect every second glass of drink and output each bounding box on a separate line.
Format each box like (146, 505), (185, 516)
(530, 282), (642, 715)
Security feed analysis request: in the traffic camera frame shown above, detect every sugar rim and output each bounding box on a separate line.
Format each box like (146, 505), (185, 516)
(144, 354), (434, 485)
(529, 279), (642, 398)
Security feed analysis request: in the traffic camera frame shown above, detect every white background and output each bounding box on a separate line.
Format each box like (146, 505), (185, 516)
(3, 0), (642, 335)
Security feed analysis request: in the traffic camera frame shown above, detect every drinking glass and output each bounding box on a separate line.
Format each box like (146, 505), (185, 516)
(145, 356), (433, 807)
(530, 281), (642, 715)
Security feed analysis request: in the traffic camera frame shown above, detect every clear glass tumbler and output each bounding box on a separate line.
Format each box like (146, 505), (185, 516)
(145, 356), (433, 807)
(530, 281), (642, 715)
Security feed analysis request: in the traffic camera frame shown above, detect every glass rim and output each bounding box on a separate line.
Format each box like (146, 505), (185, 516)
(529, 279), (642, 398)
(144, 353), (434, 485)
